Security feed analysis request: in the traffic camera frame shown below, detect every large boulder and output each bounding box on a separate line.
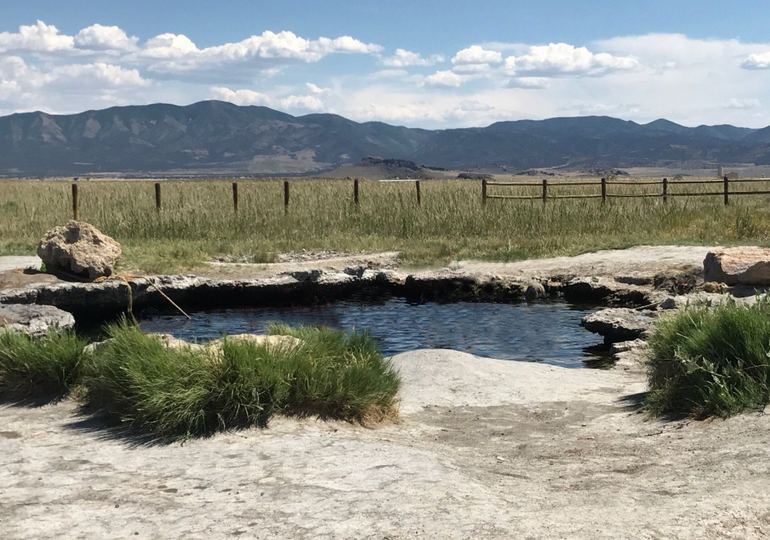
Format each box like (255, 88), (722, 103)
(0, 304), (75, 337)
(37, 221), (121, 280)
(704, 247), (770, 286)
(581, 308), (657, 343)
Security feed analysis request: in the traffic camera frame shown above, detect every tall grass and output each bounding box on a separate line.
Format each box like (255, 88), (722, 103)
(646, 300), (770, 417)
(81, 321), (399, 439)
(0, 330), (87, 402)
(1, 177), (770, 272)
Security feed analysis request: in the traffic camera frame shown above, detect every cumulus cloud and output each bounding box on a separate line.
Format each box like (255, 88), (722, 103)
(424, 69), (465, 87)
(74, 24), (138, 51)
(451, 63), (495, 74)
(725, 98), (761, 110)
(211, 86), (324, 112)
(382, 48), (443, 67)
(142, 33), (199, 59)
(280, 94), (324, 111)
(505, 43), (638, 76)
(211, 86), (269, 106)
(507, 77), (550, 89)
(306, 82), (330, 95)
(0, 20), (73, 53)
(51, 63), (148, 87)
(452, 45), (502, 65)
(140, 30), (381, 74)
(742, 51), (770, 69)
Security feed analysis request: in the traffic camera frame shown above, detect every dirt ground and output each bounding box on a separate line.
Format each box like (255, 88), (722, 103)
(2, 349), (769, 539)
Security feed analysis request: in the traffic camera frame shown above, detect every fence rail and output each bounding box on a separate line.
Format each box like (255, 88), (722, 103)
(64, 177), (425, 219)
(56, 175), (770, 219)
(481, 176), (770, 206)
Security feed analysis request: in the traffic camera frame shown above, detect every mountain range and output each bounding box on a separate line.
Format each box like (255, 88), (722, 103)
(2, 100), (770, 176)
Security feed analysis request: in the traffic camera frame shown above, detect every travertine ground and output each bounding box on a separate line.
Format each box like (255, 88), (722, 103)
(2, 247), (769, 539)
(1, 350), (769, 539)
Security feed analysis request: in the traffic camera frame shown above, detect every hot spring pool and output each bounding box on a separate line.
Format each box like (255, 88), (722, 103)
(139, 297), (609, 368)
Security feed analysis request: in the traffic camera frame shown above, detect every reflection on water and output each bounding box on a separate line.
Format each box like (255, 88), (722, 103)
(139, 297), (609, 368)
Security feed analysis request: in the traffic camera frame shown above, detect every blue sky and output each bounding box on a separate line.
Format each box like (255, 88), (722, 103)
(2, 1), (770, 127)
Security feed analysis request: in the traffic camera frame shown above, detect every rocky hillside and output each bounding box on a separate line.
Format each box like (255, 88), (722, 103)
(2, 100), (770, 176)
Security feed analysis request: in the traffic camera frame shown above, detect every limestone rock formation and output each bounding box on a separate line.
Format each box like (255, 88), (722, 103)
(37, 221), (121, 280)
(0, 303), (75, 337)
(581, 308), (657, 343)
(704, 247), (770, 286)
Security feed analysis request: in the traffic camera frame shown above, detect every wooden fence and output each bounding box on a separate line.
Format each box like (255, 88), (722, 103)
(63, 176), (770, 219)
(481, 176), (770, 206)
(67, 177), (424, 219)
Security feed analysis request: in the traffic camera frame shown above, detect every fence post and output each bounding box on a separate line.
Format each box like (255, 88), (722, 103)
(154, 182), (161, 212)
(283, 180), (290, 213)
(353, 178), (359, 207)
(723, 175), (729, 205)
(542, 179), (548, 203)
(232, 182), (239, 213)
(481, 179), (487, 206)
(662, 178), (668, 203)
(71, 182), (79, 220)
(601, 177), (607, 204)
(415, 180), (421, 206)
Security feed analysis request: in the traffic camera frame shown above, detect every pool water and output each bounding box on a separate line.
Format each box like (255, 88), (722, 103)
(139, 297), (609, 368)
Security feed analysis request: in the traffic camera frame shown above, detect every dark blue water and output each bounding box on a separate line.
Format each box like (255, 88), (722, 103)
(139, 297), (608, 368)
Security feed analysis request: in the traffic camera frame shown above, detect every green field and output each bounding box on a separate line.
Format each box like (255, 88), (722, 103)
(2, 177), (770, 273)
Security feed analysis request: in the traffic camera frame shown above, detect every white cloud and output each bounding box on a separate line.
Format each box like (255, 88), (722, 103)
(742, 51), (770, 69)
(306, 82), (329, 95)
(142, 33), (200, 59)
(211, 86), (324, 112)
(452, 45), (502, 65)
(725, 98), (761, 110)
(140, 30), (381, 74)
(280, 94), (324, 111)
(74, 24), (138, 51)
(50, 63), (148, 87)
(0, 20), (74, 53)
(451, 63), (494, 74)
(505, 43), (638, 76)
(424, 69), (465, 87)
(382, 48), (443, 67)
(508, 77), (550, 89)
(211, 86), (270, 106)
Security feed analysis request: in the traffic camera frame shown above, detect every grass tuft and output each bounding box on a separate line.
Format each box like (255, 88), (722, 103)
(268, 323), (401, 422)
(646, 299), (770, 417)
(81, 320), (399, 440)
(0, 329), (88, 402)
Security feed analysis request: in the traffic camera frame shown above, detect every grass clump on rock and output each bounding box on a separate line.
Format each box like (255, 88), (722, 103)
(646, 300), (770, 417)
(0, 329), (87, 402)
(82, 321), (399, 439)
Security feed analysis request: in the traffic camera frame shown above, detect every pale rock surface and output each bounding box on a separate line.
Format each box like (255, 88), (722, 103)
(581, 307), (657, 343)
(0, 303), (75, 337)
(704, 246), (770, 286)
(37, 221), (121, 280)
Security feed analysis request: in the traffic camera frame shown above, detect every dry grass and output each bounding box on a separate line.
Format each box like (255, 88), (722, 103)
(1, 176), (770, 272)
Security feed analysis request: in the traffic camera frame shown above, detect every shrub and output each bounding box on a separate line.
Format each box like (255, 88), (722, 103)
(81, 321), (400, 439)
(646, 299), (770, 417)
(0, 329), (87, 402)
